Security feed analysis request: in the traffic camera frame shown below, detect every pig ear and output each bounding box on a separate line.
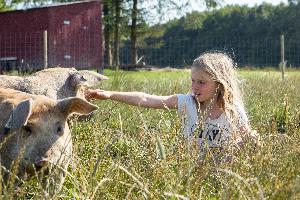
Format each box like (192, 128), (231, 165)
(58, 97), (98, 116)
(5, 99), (33, 129)
(96, 73), (109, 81)
(79, 70), (109, 82)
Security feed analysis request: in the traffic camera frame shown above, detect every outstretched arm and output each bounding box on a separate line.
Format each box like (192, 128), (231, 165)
(85, 89), (178, 109)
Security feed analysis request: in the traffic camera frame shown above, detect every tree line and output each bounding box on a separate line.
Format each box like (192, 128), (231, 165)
(120, 0), (300, 67)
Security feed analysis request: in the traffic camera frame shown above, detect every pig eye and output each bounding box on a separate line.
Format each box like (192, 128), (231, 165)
(23, 125), (33, 136)
(55, 122), (64, 135)
(24, 126), (32, 133)
(80, 75), (87, 81)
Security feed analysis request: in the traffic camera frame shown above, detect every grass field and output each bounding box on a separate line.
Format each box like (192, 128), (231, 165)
(3, 69), (300, 199)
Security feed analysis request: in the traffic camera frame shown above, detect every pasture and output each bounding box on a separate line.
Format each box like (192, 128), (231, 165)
(3, 69), (300, 199)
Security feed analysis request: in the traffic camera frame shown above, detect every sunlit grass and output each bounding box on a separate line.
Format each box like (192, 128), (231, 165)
(2, 69), (300, 199)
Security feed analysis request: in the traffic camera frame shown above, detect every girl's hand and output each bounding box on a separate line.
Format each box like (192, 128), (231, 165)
(85, 89), (111, 101)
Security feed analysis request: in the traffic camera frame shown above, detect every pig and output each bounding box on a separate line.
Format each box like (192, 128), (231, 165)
(0, 87), (98, 193)
(0, 67), (109, 100)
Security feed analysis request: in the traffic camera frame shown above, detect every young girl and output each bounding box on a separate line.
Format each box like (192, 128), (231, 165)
(85, 52), (255, 155)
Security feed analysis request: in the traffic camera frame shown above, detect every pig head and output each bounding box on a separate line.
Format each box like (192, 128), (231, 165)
(0, 87), (98, 190)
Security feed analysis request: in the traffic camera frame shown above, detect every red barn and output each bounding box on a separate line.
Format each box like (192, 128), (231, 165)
(0, 0), (103, 72)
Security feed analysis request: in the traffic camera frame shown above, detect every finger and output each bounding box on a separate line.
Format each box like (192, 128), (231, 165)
(96, 90), (105, 95)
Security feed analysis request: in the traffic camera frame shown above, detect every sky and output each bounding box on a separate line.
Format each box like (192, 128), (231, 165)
(219, 0), (288, 7)
(189, 0), (289, 13)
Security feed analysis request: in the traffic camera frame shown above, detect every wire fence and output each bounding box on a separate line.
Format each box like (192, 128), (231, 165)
(0, 32), (44, 73)
(120, 35), (300, 68)
(1, 32), (300, 73)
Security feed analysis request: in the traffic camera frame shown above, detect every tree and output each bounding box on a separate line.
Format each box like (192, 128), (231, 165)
(0, 0), (24, 11)
(0, 0), (9, 11)
(113, 0), (122, 66)
(128, 0), (221, 65)
(103, 0), (114, 66)
(130, 0), (138, 64)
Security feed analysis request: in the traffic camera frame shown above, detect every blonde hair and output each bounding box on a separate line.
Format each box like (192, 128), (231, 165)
(192, 51), (244, 125)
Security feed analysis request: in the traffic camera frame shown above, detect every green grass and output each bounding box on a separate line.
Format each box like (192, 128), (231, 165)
(2, 69), (300, 199)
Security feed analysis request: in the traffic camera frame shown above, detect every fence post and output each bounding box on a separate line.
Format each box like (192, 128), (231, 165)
(280, 34), (286, 80)
(43, 30), (48, 69)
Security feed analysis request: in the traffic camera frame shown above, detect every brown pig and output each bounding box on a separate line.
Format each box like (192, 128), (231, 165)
(0, 87), (98, 193)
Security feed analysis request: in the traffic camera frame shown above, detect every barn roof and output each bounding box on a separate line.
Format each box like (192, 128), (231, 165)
(0, 0), (101, 14)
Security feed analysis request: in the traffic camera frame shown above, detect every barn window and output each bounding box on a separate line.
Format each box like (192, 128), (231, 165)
(63, 20), (70, 25)
(64, 55), (71, 60)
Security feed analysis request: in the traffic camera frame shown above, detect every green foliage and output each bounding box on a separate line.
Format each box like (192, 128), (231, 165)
(0, 0), (24, 11)
(0, 0), (9, 11)
(273, 94), (290, 133)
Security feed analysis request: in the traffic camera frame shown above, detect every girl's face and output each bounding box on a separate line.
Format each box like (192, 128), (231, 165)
(191, 68), (218, 105)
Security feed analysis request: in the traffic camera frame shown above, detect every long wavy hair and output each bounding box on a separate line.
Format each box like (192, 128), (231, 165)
(192, 51), (244, 128)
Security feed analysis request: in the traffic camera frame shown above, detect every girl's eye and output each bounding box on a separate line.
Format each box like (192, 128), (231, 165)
(192, 79), (205, 85)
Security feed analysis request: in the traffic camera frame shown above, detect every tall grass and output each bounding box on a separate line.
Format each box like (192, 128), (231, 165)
(2, 69), (300, 199)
